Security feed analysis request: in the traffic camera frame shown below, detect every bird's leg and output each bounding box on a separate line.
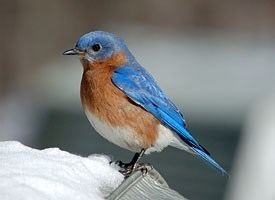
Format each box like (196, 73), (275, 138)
(129, 148), (145, 168)
(116, 149), (145, 168)
(118, 149), (146, 176)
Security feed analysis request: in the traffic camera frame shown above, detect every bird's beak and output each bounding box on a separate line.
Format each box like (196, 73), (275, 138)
(63, 48), (84, 55)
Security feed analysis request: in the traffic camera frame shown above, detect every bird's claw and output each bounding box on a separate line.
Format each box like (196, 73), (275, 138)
(138, 163), (152, 175)
(113, 160), (125, 168)
(119, 163), (151, 178)
(119, 166), (134, 177)
(118, 162), (136, 177)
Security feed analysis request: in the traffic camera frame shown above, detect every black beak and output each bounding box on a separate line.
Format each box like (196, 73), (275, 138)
(63, 48), (83, 55)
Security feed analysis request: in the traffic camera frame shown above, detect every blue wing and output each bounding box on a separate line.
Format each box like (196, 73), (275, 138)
(112, 65), (227, 176)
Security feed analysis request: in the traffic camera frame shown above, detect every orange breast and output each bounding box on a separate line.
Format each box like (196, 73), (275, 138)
(80, 53), (159, 149)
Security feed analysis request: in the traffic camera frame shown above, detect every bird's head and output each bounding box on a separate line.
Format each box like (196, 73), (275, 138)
(63, 31), (131, 65)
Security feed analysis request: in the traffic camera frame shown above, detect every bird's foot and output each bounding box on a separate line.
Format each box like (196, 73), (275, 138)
(119, 163), (151, 178)
(110, 160), (134, 175)
(119, 165), (134, 177)
(137, 163), (152, 175)
(113, 160), (130, 169)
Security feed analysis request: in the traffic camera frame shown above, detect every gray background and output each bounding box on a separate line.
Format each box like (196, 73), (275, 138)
(1, 1), (275, 200)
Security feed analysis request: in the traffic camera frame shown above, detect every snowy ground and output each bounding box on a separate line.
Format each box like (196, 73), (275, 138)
(0, 141), (124, 200)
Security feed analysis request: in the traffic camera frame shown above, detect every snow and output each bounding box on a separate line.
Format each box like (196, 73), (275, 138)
(0, 141), (124, 200)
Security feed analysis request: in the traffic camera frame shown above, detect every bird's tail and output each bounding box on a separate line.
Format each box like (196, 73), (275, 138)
(190, 146), (228, 176)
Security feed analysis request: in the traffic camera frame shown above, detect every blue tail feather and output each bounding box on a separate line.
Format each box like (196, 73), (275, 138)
(191, 147), (228, 176)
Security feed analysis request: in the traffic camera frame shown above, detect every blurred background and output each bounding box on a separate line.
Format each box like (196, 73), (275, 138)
(1, 1), (275, 200)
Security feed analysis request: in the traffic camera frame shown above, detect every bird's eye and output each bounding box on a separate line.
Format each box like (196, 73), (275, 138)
(91, 43), (101, 52)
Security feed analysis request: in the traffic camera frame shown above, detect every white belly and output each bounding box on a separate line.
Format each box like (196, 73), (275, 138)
(85, 110), (190, 154)
(85, 110), (143, 152)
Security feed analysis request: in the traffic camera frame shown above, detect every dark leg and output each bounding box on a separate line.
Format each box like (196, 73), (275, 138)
(116, 149), (146, 176)
(124, 149), (145, 168)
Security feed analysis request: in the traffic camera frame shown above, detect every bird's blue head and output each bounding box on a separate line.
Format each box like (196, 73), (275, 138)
(63, 31), (132, 63)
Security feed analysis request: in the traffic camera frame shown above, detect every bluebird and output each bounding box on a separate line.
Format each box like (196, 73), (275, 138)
(63, 31), (227, 176)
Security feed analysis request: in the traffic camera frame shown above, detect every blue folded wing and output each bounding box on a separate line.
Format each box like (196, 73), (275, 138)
(112, 66), (200, 147)
(112, 65), (227, 175)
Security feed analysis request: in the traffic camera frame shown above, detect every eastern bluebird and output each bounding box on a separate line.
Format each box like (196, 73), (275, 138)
(63, 31), (227, 176)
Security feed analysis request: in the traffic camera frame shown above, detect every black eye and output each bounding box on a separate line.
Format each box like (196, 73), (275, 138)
(91, 43), (101, 52)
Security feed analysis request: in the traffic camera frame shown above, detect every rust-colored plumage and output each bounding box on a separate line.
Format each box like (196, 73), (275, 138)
(80, 52), (160, 148)
(63, 31), (228, 175)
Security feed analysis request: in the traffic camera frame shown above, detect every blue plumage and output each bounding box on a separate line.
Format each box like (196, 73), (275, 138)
(64, 30), (228, 176)
(112, 64), (228, 175)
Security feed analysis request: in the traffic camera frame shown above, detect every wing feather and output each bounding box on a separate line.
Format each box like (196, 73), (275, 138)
(111, 65), (227, 175)
(112, 66), (201, 149)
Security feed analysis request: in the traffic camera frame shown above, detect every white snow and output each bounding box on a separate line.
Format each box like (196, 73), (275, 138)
(0, 141), (124, 200)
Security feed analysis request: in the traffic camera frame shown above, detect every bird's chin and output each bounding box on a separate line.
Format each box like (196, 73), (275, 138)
(79, 54), (94, 62)
(79, 56), (95, 70)
(84, 54), (95, 62)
